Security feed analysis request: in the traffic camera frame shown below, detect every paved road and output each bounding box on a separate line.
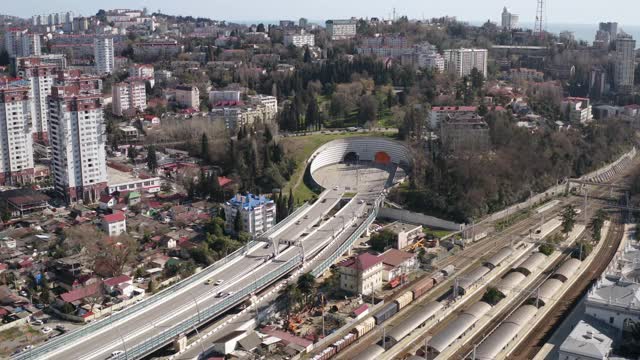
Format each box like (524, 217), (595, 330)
(42, 183), (383, 360)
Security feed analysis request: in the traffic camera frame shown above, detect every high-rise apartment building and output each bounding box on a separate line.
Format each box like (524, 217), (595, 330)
(326, 19), (357, 40)
(94, 37), (115, 75)
(0, 79), (35, 185)
(16, 57), (58, 140)
(501, 7), (519, 30)
(443, 48), (489, 77)
(175, 85), (200, 110)
(4, 29), (41, 58)
(112, 79), (147, 117)
(223, 193), (276, 236)
(614, 32), (636, 94)
(283, 31), (316, 47)
(48, 70), (107, 204)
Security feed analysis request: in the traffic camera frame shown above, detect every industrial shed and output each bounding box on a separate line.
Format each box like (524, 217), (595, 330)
(485, 247), (513, 269)
(474, 305), (538, 360)
(516, 252), (547, 276)
(353, 344), (385, 360)
(458, 266), (491, 294)
(533, 279), (564, 306)
(553, 258), (582, 282)
(496, 272), (527, 296)
(385, 301), (443, 344)
(428, 302), (492, 354)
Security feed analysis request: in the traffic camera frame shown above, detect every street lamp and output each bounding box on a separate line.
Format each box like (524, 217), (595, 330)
(115, 329), (129, 360)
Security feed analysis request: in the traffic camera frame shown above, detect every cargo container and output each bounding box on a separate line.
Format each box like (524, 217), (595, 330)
(352, 317), (376, 337)
(395, 291), (414, 310)
(334, 333), (357, 352)
(316, 346), (337, 360)
(374, 302), (399, 325)
(431, 271), (445, 284)
(441, 265), (456, 277)
(412, 278), (435, 299)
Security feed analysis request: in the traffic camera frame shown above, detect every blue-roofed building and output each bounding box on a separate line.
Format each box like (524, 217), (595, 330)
(223, 193), (276, 236)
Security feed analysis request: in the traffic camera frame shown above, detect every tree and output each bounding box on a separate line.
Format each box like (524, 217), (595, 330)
(303, 47), (312, 63)
(0, 50), (9, 66)
(287, 188), (294, 214)
(370, 229), (395, 252)
(470, 68), (484, 90)
(233, 211), (243, 234)
(539, 243), (555, 256)
(305, 98), (320, 131)
(358, 95), (378, 126)
(161, 182), (173, 193)
(573, 241), (593, 260)
(148, 279), (156, 293)
(256, 23), (266, 33)
(561, 205), (578, 236)
(146, 145), (158, 173)
(200, 133), (210, 163)
(297, 273), (316, 305)
(590, 209), (608, 242)
(127, 145), (138, 163)
(482, 287), (505, 305)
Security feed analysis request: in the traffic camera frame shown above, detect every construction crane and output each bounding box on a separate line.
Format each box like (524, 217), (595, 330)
(534, 0), (546, 39)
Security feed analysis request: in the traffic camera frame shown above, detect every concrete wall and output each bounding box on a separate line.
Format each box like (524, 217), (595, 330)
(378, 207), (463, 231)
(0, 317), (29, 332)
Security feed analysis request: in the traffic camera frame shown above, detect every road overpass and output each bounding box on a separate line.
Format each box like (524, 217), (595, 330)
(15, 137), (411, 360)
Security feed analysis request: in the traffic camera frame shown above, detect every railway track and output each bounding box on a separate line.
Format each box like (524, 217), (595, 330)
(507, 217), (624, 360)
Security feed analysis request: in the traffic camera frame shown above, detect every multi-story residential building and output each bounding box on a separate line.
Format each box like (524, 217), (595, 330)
(614, 32), (636, 94)
(501, 7), (519, 30)
(439, 113), (491, 153)
(175, 85), (200, 110)
(443, 48), (489, 78)
(16, 57), (58, 140)
(112, 79), (147, 117)
(94, 36), (115, 75)
(279, 20), (296, 28)
(209, 90), (241, 104)
(48, 70), (107, 204)
(4, 29), (41, 58)
(128, 64), (154, 81)
(133, 39), (183, 59)
(223, 193), (276, 236)
(599, 22), (618, 42)
(283, 31), (315, 47)
(561, 97), (593, 123)
(31, 12), (74, 26)
(0, 79), (35, 185)
(337, 253), (384, 296)
(410, 42), (445, 72)
(210, 106), (264, 131)
(101, 211), (127, 237)
(299, 18), (309, 28)
(509, 68), (544, 82)
(325, 19), (357, 40)
(558, 321), (613, 360)
(357, 36), (413, 58)
(247, 95), (278, 121)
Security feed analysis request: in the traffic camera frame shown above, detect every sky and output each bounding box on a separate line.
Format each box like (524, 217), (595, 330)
(3, 0), (640, 26)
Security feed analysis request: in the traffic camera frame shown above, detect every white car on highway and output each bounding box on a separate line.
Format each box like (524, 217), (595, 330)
(41, 327), (52, 334)
(109, 350), (125, 359)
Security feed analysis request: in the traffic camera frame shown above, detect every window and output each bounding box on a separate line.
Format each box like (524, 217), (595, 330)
(610, 317), (614, 324)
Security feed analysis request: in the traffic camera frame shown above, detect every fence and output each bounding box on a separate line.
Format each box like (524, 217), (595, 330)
(113, 254), (303, 360)
(378, 207), (463, 231)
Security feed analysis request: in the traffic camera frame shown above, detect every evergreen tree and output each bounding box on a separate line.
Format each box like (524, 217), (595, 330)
(208, 172), (222, 202)
(287, 188), (294, 214)
(200, 133), (210, 163)
(233, 210), (243, 234)
(146, 145), (158, 173)
(303, 47), (312, 63)
(256, 23), (266, 32)
(127, 145), (138, 163)
(306, 98), (320, 131)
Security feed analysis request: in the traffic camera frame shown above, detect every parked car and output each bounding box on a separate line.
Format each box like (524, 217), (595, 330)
(41, 327), (52, 334)
(31, 319), (43, 326)
(109, 350), (125, 359)
(135, 277), (145, 283)
(55, 324), (66, 331)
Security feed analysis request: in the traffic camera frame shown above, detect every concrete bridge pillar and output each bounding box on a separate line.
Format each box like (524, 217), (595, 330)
(173, 334), (187, 353)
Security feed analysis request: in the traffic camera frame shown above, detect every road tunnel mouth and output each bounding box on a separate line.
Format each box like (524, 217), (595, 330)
(344, 151), (360, 163)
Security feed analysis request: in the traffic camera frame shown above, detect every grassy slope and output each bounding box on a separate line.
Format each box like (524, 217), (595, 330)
(280, 131), (397, 203)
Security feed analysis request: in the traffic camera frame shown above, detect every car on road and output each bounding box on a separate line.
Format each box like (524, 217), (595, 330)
(214, 279), (224, 286)
(263, 243), (271, 249)
(21, 345), (33, 352)
(295, 220), (301, 225)
(55, 324), (66, 331)
(31, 319), (43, 326)
(358, 200), (364, 204)
(41, 327), (52, 334)
(304, 214), (309, 219)
(216, 291), (227, 298)
(205, 279), (214, 285)
(109, 350), (125, 359)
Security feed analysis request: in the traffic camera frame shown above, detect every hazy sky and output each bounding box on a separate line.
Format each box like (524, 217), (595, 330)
(4, 0), (640, 26)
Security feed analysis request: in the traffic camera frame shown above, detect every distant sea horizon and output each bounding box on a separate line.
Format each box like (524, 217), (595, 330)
(230, 19), (640, 44)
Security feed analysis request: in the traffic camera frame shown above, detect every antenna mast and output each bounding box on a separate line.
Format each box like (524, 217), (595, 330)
(534, 0), (545, 39)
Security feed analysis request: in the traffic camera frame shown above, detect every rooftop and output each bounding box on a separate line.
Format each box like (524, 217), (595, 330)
(559, 320), (613, 358)
(380, 248), (416, 267)
(103, 212), (126, 224)
(0, 189), (50, 207)
(227, 193), (273, 211)
(337, 252), (382, 271)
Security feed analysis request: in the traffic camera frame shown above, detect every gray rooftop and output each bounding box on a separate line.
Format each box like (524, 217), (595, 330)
(559, 320), (613, 358)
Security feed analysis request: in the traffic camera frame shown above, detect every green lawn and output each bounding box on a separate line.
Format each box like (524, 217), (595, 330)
(281, 131), (397, 203)
(423, 227), (454, 239)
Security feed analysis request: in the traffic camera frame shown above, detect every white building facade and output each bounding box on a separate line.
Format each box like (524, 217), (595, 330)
(94, 37), (115, 75)
(0, 80), (35, 185)
(614, 33), (636, 94)
(48, 71), (107, 204)
(326, 19), (357, 40)
(175, 85), (200, 110)
(223, 194), (276, 236)
(444, 48), (489, 78)
(284, 32), (315, 47)
(112, 79), (147, 117)
(16, 57), (57, 140)
(4, 30), (41, 58)
(501, 7), (519, 30)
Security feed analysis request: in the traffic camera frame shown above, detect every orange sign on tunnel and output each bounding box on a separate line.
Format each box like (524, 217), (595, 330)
(374, 151), (391, 165)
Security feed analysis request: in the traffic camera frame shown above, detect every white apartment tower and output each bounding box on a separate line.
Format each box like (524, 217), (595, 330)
(112, 79), (147, 117)
(4, 30), (41, 58)
(614, 32), (636, 94)
(16, 57), (58, 141)
(444, 48), (489, 78)
(326, 19), (357, 40)
(48, 70), (107, 204)
(501, 7), (519, 30)
(0, 80), (35, 185)
(94, 37), (115, 75)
